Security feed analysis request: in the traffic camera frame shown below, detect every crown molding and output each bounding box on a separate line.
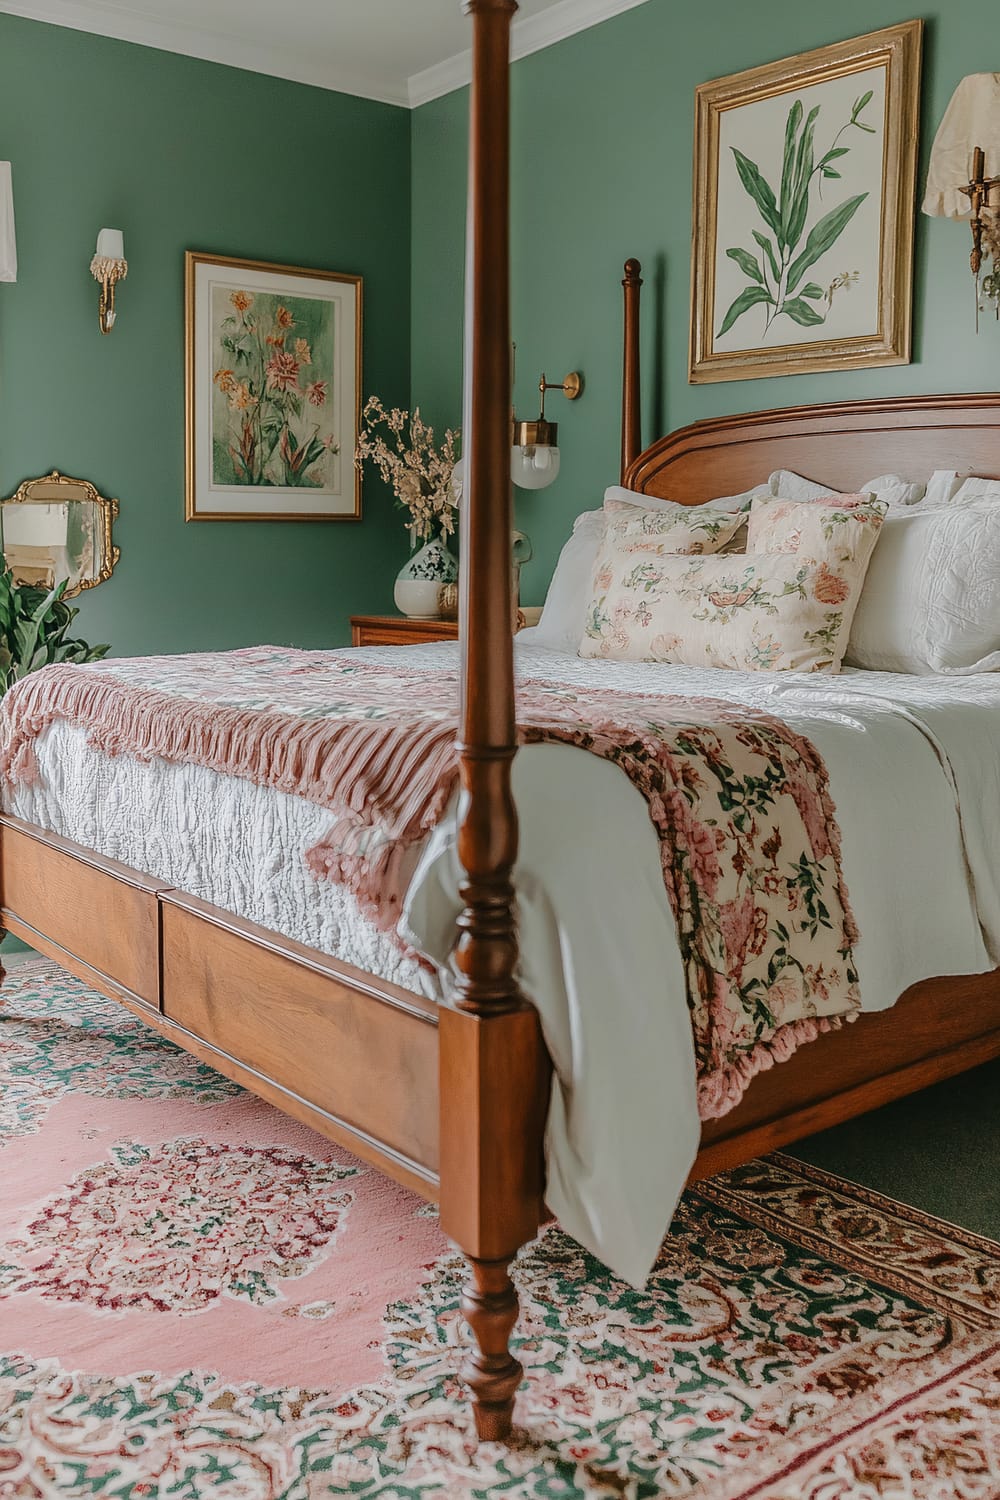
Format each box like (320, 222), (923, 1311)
(407, 0), (651, 108)
(0, 0), (412, 107)
(0, 0), (651, 110)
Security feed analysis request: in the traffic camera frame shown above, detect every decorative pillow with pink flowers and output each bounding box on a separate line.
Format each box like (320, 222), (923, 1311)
(745, 493), (885, 559)
(579, 494), (885, 673)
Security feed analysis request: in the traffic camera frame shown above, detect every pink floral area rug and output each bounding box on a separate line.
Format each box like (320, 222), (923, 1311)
(1, 958), (998, 1499)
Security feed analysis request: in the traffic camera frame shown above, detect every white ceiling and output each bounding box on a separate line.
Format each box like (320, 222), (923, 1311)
(0, 0), (650, 107)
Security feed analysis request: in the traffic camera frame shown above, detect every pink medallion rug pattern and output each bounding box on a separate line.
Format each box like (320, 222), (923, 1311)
(1, 958), (998, 1498)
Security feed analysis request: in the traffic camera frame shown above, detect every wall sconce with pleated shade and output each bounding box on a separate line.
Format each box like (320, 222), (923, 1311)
(90, 227), (127, 333)
(0, 163), (16, 283)
(923, 73), (1000, 328)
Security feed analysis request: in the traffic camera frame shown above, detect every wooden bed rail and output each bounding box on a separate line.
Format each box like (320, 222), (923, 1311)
(438, 0), (549, 1443)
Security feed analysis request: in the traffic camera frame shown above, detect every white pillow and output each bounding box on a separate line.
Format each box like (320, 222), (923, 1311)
(948, 476), (1000, 506)
(863, 474), (925, 510)
(533, 482), (767, 652)
(768, 469), (836, 502)
(532, 508), (607, 651)
(846, 501), (1000, 674)
(923, 470), (962, 506)
(768, 469), (925, 509)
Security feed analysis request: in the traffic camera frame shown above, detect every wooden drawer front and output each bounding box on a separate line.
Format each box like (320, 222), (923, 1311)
(160, 897), (440, 1177)
(0, 817), (163, 1004)
(351, 615), (458, 647)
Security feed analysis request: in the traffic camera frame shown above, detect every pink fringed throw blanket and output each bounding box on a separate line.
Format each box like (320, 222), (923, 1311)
(0, 647), (860, 1117)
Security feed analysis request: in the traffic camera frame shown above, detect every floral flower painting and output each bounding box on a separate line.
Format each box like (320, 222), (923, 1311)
(186, 254), (362, 521)
(212, 288), (337, 490)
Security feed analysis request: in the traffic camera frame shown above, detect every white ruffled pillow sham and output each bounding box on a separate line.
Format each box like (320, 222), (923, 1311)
(766, 468), (932, 510)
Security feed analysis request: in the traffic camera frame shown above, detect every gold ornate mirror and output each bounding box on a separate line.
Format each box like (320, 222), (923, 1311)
(1, 471), (120, 598)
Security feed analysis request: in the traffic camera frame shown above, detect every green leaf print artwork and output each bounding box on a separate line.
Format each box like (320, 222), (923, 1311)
(718, 91), (873, 340)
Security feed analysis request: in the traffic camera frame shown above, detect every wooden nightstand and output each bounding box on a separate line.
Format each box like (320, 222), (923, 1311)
(350, 608), (542, 648)
(350, 615), (458, 647)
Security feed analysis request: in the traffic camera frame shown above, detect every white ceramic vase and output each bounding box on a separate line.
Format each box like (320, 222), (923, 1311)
(394, 534), (458, 619)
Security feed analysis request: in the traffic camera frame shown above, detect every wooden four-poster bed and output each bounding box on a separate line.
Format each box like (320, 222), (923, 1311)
(3, 0), (1000, 1445)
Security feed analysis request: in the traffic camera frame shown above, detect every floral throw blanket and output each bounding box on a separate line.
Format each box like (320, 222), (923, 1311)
(0, 647), (860, 1117)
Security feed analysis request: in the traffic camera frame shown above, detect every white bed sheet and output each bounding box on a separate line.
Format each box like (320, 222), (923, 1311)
(6, 639), (998, 1287)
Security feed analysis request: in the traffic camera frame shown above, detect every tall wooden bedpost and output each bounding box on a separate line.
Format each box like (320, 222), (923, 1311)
(621, 258), (643, 481)
(439, 0), (548, 1443)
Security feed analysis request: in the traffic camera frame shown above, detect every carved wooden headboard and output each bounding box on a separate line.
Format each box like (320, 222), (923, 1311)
(618, 261), (1000, 503)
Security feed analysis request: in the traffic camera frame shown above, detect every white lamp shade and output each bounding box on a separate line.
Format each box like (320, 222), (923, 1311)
(0, 162), (16, 283)
(95, 227), (125, 261)
(511, 442), (560, 490)
(923, 73), (1000, 218)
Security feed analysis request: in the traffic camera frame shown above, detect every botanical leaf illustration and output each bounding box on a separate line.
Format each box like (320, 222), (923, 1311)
(717, 284), (774, 338)
(785, 194), (867, 294)
(781, 296), (826, 326)
(726, 246), (766, 283)
(730, 150), (782, 238)
(717, 88), (874, 342)
(752, 229), (781, 284)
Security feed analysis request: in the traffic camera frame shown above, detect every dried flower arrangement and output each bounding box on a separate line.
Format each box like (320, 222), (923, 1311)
(355, 397), (460, 544)
(980, 213), (1000, 321)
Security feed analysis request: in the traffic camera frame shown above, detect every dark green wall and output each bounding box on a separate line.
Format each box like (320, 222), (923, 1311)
(411, 0), (999, 606)
(0, 14), (411, 656)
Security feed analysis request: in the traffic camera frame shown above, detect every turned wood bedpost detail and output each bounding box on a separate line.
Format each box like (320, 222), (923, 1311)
(438, 0), (549, 1445)
(621, 258), (643, 482)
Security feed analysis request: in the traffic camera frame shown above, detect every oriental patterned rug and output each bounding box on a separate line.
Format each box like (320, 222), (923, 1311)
(1, 959), (998, 1499)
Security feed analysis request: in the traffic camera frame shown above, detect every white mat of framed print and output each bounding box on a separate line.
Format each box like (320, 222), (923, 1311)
(185, 252), (362, 520)
(689, 21), (922, 384)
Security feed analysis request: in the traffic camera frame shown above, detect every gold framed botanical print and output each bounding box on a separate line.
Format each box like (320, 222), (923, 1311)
(185, 251), (362, 521)
(689, 20), (922, 384)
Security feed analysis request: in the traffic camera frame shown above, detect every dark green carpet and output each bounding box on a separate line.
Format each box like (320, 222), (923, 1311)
(789, 1056), (1000, 1240)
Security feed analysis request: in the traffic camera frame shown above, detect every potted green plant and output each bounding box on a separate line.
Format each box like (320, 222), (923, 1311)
(0, 571), (109, 693)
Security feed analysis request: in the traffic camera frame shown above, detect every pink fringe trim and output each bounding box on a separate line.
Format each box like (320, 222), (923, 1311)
(697, 1010), (859, 1119)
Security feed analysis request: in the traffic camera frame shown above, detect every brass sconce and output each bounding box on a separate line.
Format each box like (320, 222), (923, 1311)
(960, 146), (1000, 326)
(90, 227), (127, 334)
(511, 368), (583, 490)
(923, 74), (1000, 329)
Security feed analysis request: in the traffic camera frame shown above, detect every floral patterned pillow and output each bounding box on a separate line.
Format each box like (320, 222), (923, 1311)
(579, 502), (885, 673)
(746, 494), (884, 558)
(600, 498), (747, 555)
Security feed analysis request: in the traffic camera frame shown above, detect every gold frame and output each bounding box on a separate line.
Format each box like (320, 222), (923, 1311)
(184, 251), (363, 522)
(2, 470), (120, 598)
(689, 20), (922, 384)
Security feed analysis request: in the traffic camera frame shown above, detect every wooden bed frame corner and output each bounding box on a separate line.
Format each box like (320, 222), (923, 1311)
(3, 0), (1000, 1445)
